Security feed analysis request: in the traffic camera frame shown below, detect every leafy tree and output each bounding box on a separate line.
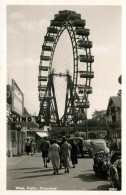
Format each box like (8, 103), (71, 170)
(107, 121), (121, 130)
(88, 110), (107, 130)
(92, 110), (106, 121)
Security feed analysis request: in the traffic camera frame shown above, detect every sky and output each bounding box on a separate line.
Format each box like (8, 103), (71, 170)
(7, 5), (121, 119)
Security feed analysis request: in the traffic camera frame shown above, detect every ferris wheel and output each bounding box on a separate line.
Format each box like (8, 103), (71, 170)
(38, 10), (94, 127)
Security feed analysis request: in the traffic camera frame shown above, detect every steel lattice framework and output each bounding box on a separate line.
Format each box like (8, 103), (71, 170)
(38, 10), (94, 127)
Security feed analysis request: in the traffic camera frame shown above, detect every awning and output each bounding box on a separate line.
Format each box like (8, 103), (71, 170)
(36, 132), (48, 138)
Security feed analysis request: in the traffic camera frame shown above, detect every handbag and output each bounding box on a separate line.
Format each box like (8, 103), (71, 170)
(47, 156), (50, 163)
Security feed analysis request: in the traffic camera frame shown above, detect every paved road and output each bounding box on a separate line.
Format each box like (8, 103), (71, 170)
(7, 153), (111, 191)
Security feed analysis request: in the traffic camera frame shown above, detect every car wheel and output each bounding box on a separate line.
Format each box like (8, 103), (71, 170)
(89, 152), (92, 158)
(81, 152), (85, 158)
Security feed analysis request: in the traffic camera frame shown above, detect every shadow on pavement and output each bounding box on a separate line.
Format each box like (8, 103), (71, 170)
(14, 173), (64, 179)
(74, 172), (108, 182)
(83, 169), (93, 172)
(9, 167), (45, 171)
(77, 156), (84, 159)
(91, 184), (111, 191)
(11, 155), (25, 157)
(25, 168), (54, 173)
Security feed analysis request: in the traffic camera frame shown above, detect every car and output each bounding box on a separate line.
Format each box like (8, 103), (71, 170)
(83, 139), (92, 157)
(90, 139), (110, 155)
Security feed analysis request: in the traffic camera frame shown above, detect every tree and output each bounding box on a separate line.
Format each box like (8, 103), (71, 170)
(92, 110), (106, 121)
(88, 109), (107, 130)
(107, 121), (121, 130)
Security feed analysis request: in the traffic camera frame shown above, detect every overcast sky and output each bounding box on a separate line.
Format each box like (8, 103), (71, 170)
(7, 5), (121, 119)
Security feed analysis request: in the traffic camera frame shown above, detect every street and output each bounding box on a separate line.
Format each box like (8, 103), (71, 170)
(7, 153), (111, 190)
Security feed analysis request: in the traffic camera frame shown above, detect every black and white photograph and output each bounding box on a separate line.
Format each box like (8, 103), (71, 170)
(0, 0), (126, 193)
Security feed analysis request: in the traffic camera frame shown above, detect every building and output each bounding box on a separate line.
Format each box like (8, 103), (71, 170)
(6, 79), (39, 157)
(106, 96), (121, 122)
(106, 75), (121, 139)
(106, 96), (121, 139)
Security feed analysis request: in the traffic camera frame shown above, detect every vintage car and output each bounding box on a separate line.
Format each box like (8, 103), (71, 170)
(90, 139), (110, 155)
(83, 139), (92, 156)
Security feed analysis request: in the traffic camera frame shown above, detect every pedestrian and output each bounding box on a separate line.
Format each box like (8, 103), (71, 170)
(40, 137), (50, 168)
(70, 139), (78, 168)
(61, 137), (71, 173)
(30, 137), (36, 156)
(25, 138), (31, 155)
(49, 139), (60, 175)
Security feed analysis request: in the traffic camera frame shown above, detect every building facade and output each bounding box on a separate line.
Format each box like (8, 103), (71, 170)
(106, 96), (121, 139)
(7, 79), (41, 157)
(7, 80), (26, 156)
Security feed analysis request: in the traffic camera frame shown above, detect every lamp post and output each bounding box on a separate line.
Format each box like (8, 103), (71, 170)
(85, 109), (88, 139)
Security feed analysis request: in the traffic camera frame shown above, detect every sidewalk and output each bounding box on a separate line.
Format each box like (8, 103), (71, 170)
(7, 154), (29, 166)
(7, 153), (48, 190)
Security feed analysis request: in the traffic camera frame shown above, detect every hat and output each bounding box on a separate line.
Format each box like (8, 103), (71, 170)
(62, 136), (67, 141)
(52, 139), (57, 144)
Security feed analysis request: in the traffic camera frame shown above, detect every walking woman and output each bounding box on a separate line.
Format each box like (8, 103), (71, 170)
(61, 138), (72, 173)
(49, 139), (60, 174)
(70, 139), (78, 168)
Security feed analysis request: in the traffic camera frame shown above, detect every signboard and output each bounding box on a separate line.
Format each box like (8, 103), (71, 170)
(11, 79), (24, 116)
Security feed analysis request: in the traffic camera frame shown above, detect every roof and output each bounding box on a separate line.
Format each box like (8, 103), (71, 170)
(111, 96), (121, 107)
(106, 96), (121, 115)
